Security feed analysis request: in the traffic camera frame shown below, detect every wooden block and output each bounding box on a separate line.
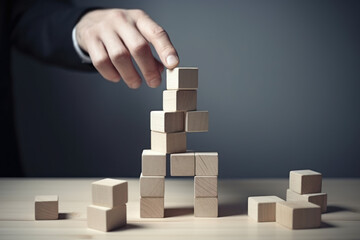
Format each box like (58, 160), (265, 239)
(185, 111), (208, 132)
(92, 178), (128, 208)
(140, 197), (164, 218)
(276, 201), (321, 229)
(140, 173), (165, 197)
(142, 149), (166, 176)
(247, 196), (284, 222)
(87, 204), (126, 232)
(286, 189), (327, 213)
(170, 152), (195, 176)
(166, 67), (198, 90)
(194, 176), (218, 197)
(151, 131), (186, 154)
(163, 90), (197, 112)
(289, 170), (322, 194)
(34, 195), (58, 220)
(150, 111), (184, 133)
(194, 197), (218, 217)
(195, 152), (218, 176)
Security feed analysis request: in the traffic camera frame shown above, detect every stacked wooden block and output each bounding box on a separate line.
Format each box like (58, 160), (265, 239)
(248, 169), (326, 229)
(140, 67), (219, 218)
(87, 178), (128, 232)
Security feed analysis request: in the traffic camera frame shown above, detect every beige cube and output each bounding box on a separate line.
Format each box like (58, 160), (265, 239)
(140, 174), (165, 197)
(140, 197), (164, 218)
(92, 178), (128, 208)
(166, 67), (198, 90)
(151, 131), (186, 153)
(194, 176), (218, 197)
(142, 149), (166, 176)
(87, 204), (126, 232)
(247, 196), (284, 222)
(34, 195), (58, 220)
(194, 197), (218, 217)
(163, 90), (197, 112)
(170, 152), (195, 176)
(150, 111), (184, 133)
(195, 152), (218, 176)
(185, 111), (208, 132)
(276, 201), (321, 229)
(289, 170), (322, 194)
(286, 189), (327, 213)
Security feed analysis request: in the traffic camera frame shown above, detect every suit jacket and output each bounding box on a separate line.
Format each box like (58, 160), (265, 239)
(0, 0), (96, 176)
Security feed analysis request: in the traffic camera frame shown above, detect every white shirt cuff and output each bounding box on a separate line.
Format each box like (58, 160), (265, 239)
(72, 26), (92, 64)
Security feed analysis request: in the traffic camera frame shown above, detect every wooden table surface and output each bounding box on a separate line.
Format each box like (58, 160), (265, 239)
(0, 178), (359, 239)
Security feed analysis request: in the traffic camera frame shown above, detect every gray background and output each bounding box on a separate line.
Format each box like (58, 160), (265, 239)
(12, 0), (360, 178)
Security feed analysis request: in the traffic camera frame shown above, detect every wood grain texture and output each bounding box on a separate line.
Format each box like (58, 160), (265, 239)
(248, 196), (284, 222)
(34, 195), (58, 220)
(140, 174), (165, 197)
(87, 204), (126, 232)
(166, 67), (198, 90)
(289, 170), (322, 194)
(92, 178), (128, 208)
(195, 152), (218, 176)
(194, 176), (218, 197)
(185, 111), (209, 132)
(150, 111), (184, 133)
(194, 197), (218, 217)
(163, 90), (197, 112)
(142, 149), (166, 176)
(286, 189), (327, 213)
(170, 152), (195, 176)
(276, 201), (321, 229)
(140, 197), (164, 218)
(151, 131), (186, 154)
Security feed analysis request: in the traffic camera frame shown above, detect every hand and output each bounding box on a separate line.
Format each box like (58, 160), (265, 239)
(75, 9), (179, 88)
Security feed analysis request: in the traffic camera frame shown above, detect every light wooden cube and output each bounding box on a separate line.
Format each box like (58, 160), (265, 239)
(286, 189), (327, 213)
(140, 173), (165, 197)
(92, 178), (128, 208)
(170, 152), (195, 176)
(151, 131), (186, 154)
(195, 152), (218, 176)
(87, 204), (126, 232)
(247, 196), (284, 222)
(142, 149), (166, 176)
(194, 176), (218, 197)
(166, 67), (198, 90)
(276, 201), (321, 229)
(34, 195), (58, 220)
(163, 90), (197, 112)
(140, 197), (164, 218)
(289, 170), (322, 194)
(194, 197), (218, 217)
(150, 111), (184, 133)
(185, 111), (208, 132)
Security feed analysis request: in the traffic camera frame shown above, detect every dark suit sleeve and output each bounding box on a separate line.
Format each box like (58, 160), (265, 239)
(10, 0), (97, 71)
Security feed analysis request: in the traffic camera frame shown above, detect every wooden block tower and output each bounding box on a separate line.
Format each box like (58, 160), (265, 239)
(140, 67), (219, 218)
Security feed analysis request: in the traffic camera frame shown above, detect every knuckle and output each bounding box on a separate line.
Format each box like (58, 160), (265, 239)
(131, 41), (149, 57)
(110, 49), (130, 63)
(143, 69), (160, 81)
(132, 9), (146, 17)
(151, 25), (167, 39)
(93, 55), (110, 69)
(110, 9), (127, 20)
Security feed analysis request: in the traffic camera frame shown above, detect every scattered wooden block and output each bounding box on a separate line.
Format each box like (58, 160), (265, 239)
(185, 111), (208, 132)
(92, 178), (128, 208)
(142, 149), (166, 176)
(151, 131), (186, 153)
(286, 189), (327, 213)
(194, 176), (218, 197)
(150, 111), (184, 133)
(140, 174), (165, 197)
(34, 195), (58, 220)
(170, 152), (195, 176)
(163, 90), (197, 112)
(289, 170), (322, 194)
(276, 201), (321, 229)
(248, 196), (284, 222)
(195, 152), (218, 176)
(140, 197), (164, 218)
(194, 197), (218, 217)
(166, 67), (198, 90)
(87, 204), (126, 232)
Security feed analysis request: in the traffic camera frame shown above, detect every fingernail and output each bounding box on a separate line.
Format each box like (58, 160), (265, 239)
(149, 78), (161, 88)
(166, 55), (178, 67)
